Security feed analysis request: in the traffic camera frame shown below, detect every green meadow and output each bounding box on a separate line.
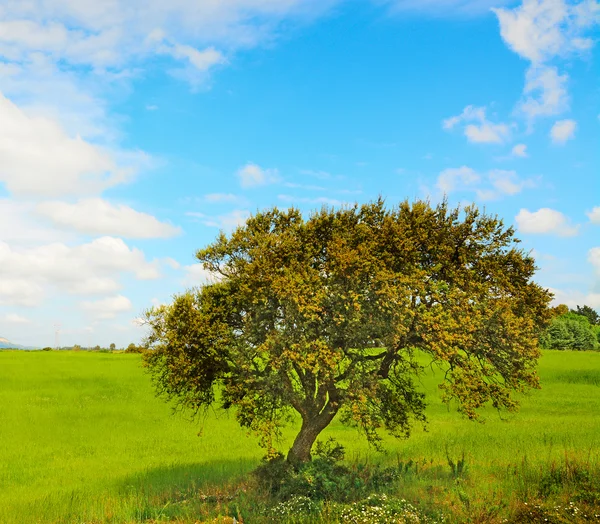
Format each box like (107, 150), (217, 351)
(1, 349), (599, 523)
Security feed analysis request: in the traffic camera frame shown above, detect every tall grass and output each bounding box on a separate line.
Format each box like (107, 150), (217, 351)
(1, 349), (599, 522)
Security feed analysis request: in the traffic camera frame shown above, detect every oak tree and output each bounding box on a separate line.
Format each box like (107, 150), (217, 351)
(143, 200), (552, 464)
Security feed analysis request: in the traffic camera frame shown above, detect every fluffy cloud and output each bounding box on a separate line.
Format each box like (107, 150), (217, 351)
(0, 279), (43, 307)
(436, 167), (536, 200)
(0, 237), (160, 307)
(587, 207), (600, 224)
(436, 166), (480, 193)
(515, 208), (579, 236)
(493, 0), (599, 122)
(550, 119), (577, 144)
(443, 105), (511, 144)
(485, 169), (536, 198)
(0, 199), (74, 246)
(237, 163), (279, 188)
(519, 66), (569, 120)
(0, 1), (337, 85)
(511, 143), (528, 157)
(81, 295), (133, 319)
(36, 199), (181, 238)
(0, 93), (139, 197)
(492, 0), (597, 64)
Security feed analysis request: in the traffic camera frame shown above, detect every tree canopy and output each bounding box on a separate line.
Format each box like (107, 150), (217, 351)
(143, 199), (552, 464)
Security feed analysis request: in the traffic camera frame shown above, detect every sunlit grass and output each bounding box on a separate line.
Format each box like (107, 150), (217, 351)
(1, 349), (599, 522)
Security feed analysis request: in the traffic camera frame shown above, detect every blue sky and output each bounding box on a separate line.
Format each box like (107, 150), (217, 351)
(0, 0), (598, 347)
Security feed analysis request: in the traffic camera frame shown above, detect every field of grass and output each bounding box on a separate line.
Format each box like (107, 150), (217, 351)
(1, 349), (599, 523)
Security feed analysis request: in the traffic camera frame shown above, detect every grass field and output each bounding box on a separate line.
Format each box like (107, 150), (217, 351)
(1, 349), (599, 523)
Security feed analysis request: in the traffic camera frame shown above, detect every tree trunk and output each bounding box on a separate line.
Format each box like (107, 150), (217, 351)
(287, 401), (340, 465)
(287, 418), (322, 464)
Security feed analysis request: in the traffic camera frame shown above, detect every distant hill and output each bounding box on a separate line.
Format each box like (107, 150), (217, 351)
(0, 337), (33, 349)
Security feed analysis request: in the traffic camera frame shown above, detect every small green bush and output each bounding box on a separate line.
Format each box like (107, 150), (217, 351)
(253, 438), (419, 504)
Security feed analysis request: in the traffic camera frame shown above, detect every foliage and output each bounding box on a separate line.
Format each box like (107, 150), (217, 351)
(540, 314), (599, 351)
(571, 305), (600, 326)
(125, 343), (145, 354)
(254, 438), (418, 504)
(143, 199), (552, 463)
(551, 304), (570, 317)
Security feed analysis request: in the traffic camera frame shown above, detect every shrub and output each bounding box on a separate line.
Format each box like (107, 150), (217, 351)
(253, 438), (420, 505)
(540, 315), (599, 350)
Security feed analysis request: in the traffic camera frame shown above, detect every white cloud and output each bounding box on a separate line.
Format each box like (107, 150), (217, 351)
(0, 1), (337, 86)
(493, 1), (599, 123)
(168, 45), (225, 71)
(443, 105), (511, 144)
(159, 43), (227, 88)
(0, 93), (138, 197)
(486, 169), (536, 198)
(437, 166), (537, 200)
(0, 199), (75, 247)
(36, 198), (181, 238)
(237, 163), (279, 188)
(511, 143), (528, 157)
(0, 279), (44, 307)
(0, 237), (160, 307)
(550, 119), (577, 144)
(492, 0), (597, 64)
(515, 208), (579, 236)
(436, 166), (480, 193)
(2, 313), (31, 324)
(587, 207), (600, 224)
(519, 66), (569, 120)
(547, 287), (600, 309)
(81, 295), (132, 319)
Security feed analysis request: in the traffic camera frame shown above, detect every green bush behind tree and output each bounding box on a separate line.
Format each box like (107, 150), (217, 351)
(540, 305), (600, 350)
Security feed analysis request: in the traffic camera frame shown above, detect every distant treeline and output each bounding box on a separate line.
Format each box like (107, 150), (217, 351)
(37, 343), (146, 353)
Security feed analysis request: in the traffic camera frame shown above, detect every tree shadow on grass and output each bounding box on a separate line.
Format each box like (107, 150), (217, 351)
(11, 459), (261, 524)
(114, 458), (260, 522)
